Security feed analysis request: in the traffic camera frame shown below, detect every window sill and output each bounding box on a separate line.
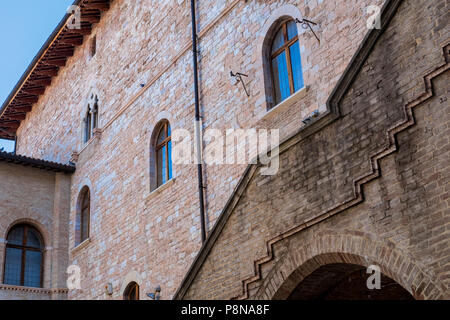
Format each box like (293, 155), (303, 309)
(71, 129), (102, 163)
(144, 178), (176, 200)
(260, 86), (309, 121)
(71, 238), (91, 255)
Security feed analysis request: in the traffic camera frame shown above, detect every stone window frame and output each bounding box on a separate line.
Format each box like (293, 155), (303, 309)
(123, 281), (140, 300)
(89, 35), (97, 59)
(120, 271), (143, 300)
(256, 4), (310, 119)
(269, 19), (304, 105)
(82, 92), (100, 145)
(75, 186), (91, 247)
(148, 111), (176, 194)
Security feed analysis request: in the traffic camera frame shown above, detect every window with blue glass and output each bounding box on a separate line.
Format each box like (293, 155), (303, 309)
(155, 120), (173, 187)
(271, 20), (304, 106)
(3, 224), (44, 288)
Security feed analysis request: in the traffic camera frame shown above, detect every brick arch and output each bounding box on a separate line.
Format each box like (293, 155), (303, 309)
(4, 218), (50, 250)
(253, 232), (447, 300)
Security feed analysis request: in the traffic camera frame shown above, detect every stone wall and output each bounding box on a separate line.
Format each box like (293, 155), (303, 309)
(181, 0), (450, 300)
(9, 0), (406, 299)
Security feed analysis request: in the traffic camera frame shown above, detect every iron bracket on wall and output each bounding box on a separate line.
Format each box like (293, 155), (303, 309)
(230, 71), (250, 97)
(295, 18), (320, 44)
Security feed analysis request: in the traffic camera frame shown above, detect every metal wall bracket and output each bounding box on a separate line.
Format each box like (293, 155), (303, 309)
(230, 71), (250, 97)
(295, 18), (320, 44)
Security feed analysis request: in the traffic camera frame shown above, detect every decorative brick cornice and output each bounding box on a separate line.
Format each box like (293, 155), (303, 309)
(0, 284), (68, 295)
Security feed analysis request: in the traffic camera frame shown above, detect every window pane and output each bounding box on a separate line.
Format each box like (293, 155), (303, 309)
(287, 20), (298, 40)
(85, 112), (91, 141)
(289, 41), (304, 92)
(7, 227), (24, 246)
(272, 52), (290, 104)
(81, 208), (89, 242)
(24, 250), (42, 288)
(162, 145), (167, 184)
(157, 126), (166, 145)
(26, 229), (42, 249)
(168, 140), (172, 180)
(4, 247), (22, 286)
(93, 104), (98, 129)
(271, 28), (285, 54)
(157, 148), (163, 186)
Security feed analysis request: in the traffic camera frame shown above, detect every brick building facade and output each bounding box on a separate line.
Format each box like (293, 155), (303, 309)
(0, 0), (448, 300)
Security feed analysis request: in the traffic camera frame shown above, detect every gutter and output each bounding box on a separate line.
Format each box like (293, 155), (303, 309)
(190, 0), (207, 243)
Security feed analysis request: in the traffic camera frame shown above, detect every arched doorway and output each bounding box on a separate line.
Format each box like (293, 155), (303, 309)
(287, 263), (414, 300)
(123, 282), (140, 300)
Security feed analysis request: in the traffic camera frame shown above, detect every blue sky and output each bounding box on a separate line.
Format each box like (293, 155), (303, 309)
(0, 0), (74, 152)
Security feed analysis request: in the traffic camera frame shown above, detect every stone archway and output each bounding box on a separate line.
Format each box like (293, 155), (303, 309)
(252, 232), (447, 300)
(287, 263), (413, 300)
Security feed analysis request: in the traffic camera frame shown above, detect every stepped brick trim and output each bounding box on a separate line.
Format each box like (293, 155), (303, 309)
(173, 0), (405, 300)
(232, 42), (450, 300)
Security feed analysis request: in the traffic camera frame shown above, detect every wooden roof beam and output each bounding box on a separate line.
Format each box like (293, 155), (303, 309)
(42, 59), (67, 67)
(22, 87), (46, 95)
(4, 114), (27, 121)
(81, 14), (101, 24)
(15, 96), (39, 104)
(85, 2), (110, 11)
(34, 69), (59, 77)
(28, 78), (52, 86)
(9, 106), (32, 113)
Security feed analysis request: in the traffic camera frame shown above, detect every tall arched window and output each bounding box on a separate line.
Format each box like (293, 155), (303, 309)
(270, 19), (304, 105)
(84, 94), (99, 143)
(123, 282), (140, 300)
(155, 120), (172, 188)
(3, 224), (44, 288)
(76, 187), (90, 245)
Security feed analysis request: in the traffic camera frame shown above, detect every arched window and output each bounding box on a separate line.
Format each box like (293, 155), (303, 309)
(123, 282), (140, 300)
(270, 19), (304, 105)
(84, 94), (99, 143)
(76, 187), (90, 245)
(3, 224), (44, 288)
(154, 120), (172, 188)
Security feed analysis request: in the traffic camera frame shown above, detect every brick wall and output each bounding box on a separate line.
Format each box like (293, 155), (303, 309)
(182, 0), (449, 299)
(12, 0), (386, 300)
(0, 163), (71, 300)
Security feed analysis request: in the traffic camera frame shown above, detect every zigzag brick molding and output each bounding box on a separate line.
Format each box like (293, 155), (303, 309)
(232, 42), (450, 300)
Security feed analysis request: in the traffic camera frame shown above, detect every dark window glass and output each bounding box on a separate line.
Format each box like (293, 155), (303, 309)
(124, 282), (139, 300)
(78, 188), (90, 245)
(24, 251), (42, 288)
(4, 247), (22, 286)
(3, 225), (44, 288)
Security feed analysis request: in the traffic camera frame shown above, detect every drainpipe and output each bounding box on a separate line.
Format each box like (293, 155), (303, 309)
(190, 0), (207, 243)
